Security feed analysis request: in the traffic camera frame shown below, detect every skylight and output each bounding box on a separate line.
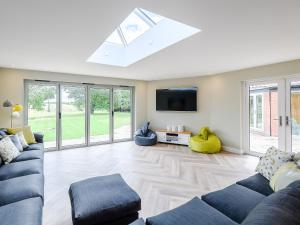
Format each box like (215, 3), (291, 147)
(87, 8), (201, 67)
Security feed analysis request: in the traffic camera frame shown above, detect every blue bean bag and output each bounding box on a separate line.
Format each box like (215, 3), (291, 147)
(134, 122), (157, 146)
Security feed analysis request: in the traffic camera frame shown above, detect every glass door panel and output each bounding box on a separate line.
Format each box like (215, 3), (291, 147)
(89, 87), (110, 143)
(113, 88), (132, 140)
(289, 81), (300, 152)
(26, 83), (57, 149)
(61, 85), (86, 147)
(249, 83), (279, 154)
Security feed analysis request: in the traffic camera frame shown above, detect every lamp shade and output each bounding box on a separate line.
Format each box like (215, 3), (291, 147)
(12, 104), (23, 112)
(2, 100), (13, 107)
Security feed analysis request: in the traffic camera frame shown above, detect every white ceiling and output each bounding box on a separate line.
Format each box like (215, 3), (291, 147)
(0, 0), (300, 81)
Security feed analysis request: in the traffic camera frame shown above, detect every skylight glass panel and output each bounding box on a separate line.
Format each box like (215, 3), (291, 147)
(140, 8), (163, 24)
(87, 8), (201, 67)
(106, 30), (123, 45)
(120, 10), (150, 44)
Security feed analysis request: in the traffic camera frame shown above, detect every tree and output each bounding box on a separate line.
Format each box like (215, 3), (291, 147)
(90, 89), (109, 114)
(64, 88), (110, 114)
(28, 85), (55, 111)
(113, 90), (130, 112)
(64, 87), (85, 111)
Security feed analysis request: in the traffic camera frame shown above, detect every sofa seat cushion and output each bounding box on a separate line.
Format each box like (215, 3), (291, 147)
(202, 184), (265, 223)
(237, 173), (274, 196)
(241, 187), (300, 225)
(69, 174), (141, 225)
(0, 159), (43, 181)
(24, 143), (44, 151)
(0, 197), (43, 225)
(0, 174), (44, 206)
(12, 150), (44, 163)
(146, 197), (238, 225)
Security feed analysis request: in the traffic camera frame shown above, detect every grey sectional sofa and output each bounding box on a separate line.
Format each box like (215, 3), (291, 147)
(0, 129), (44, 225)
(131, 173), (300, 225)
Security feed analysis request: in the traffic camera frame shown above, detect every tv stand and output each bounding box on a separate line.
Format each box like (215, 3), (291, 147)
(156, 129), (192, 146)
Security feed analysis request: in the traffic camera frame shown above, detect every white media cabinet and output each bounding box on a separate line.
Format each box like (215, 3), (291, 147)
(156, 129), (192, 146)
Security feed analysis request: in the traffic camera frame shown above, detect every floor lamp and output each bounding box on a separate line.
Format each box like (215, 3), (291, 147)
(2, 100), (13, 128)
(2, 100), (23, 128)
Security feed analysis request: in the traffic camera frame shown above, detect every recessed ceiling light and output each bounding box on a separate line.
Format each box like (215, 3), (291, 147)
(87, 8), (201, 67)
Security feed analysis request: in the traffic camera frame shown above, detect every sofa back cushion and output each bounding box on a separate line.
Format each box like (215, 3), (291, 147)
(7, 126), (36, 144)
(241, 187), (300, 225)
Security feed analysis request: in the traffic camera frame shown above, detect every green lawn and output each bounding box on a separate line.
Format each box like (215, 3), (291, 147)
(29, 112), (130, 142)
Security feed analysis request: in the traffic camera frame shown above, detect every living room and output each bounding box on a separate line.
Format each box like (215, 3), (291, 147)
(0, 1), (300, 225)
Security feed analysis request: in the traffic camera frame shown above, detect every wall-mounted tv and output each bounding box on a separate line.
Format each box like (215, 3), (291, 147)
(156, 87), (197, 111)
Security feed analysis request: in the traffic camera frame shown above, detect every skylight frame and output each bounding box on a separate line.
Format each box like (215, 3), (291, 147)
(104, 8), (163, 47)
(87, 8), (201, 67)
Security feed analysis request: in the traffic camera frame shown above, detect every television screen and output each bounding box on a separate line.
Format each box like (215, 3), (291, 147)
(156, 88), (197, 111)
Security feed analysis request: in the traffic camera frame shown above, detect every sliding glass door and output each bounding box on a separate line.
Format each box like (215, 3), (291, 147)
(244, 76), (300, 155)
(60, 85), (86, 147)
(26, 82), (58, 149)
(89, 87), (111, 144)
(25, 80), (134, 150)
(113, 88), (133, 141)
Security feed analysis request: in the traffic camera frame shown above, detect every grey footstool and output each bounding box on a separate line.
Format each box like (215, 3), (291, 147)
(69, 174), (141, 225)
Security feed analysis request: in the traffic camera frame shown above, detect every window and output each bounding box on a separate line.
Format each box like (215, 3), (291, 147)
(87, 8), (201, 67)
(249, 93), (264, 130)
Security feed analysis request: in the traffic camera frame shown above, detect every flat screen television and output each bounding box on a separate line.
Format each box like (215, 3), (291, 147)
(156, 87), (197, 111)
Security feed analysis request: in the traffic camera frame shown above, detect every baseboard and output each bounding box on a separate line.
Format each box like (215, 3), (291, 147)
(222, 146), (242, 155)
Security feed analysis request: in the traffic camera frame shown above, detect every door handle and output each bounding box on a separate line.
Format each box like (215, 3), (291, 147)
(273, 116), (282, 126)
(286, 116), (289, 126)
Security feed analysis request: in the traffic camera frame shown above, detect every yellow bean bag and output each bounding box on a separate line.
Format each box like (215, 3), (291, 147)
(189, 127), (221, 153)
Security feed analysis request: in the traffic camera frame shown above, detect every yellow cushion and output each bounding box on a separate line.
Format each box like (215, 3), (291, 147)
(199, 127), (210, 140)
(7, 126), (36, 144)
(270, 162), (300, 191)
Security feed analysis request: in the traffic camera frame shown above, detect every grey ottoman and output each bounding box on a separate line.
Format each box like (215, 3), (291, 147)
(69, 174), (141, 225)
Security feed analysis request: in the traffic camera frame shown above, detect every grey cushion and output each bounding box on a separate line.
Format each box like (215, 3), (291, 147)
(12, 150), (44, 163)
(34, 132), (44, 144)
(0, 174), (44, 206)
(69, 174), (141, 225)
(141, 122), (150, 135)
(0, 197), (43, 225)
(242, 187), (300, 225)
(24, 143), (44, 151)
(237, 173), (274, 196)
(146, 197), (238, 225)
(0, 129), (7, 137)
(0, 159), (43, 181)
(9, 135), (23, 152)
(202, 184), (265, 223)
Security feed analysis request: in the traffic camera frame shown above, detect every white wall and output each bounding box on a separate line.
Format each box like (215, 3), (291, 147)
(0, 68), (147, 129)
(147, 59), (300, 153)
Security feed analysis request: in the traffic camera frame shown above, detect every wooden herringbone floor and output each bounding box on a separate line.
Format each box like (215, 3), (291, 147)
(43, 142), (258, 225)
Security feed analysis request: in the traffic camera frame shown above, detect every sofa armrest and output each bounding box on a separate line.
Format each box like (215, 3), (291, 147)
(34, 132), (44, 143)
